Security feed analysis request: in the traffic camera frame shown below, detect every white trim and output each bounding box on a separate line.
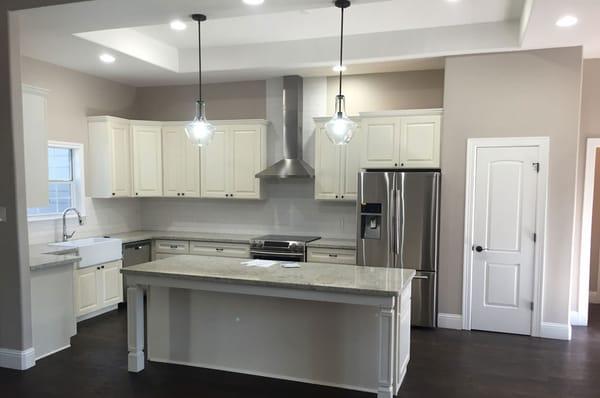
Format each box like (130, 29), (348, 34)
(35, 344), (70, 361)
(462, 137), (549, 338)
(0, 347), (36, 370)
(359, 108), (444, 118)
(149, 357), (377, 394)
(437, 313), (463, 330)
(540, 322), (572, 341)
(76, 304), (118, 323)
(576, 138), (600, 326)
(570, 311), (587, 326)
(22, 84), (49, 96)
(590, 291), (600, 304)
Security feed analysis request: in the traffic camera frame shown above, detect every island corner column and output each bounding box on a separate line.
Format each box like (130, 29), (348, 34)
(127, 285), (145, 372)
(377, 297), (396, 398)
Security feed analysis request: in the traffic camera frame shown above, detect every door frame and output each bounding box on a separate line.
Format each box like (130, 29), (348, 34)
(462, 137), (549, 337)
(575, 139), (600, 326)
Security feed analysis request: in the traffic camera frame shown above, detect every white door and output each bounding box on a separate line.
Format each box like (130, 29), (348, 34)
(162, 126), (183, 197)
(201, 128), (229, 198)
(399, 115), (441, 168)
(110, 122), (132, 197)
(230, 126), (261, 199)
(132, 124), (163, 197)
(100, 261), (123, 306)
(470, 145), (540, 335)
(181, 132), (200, 197)
(315, 123), (341, 200)
(361, 117), (400, 168)
(75, 266), (100, 317)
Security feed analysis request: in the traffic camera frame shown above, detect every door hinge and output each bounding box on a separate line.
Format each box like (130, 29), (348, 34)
(532, 162), (540, 173)
(530, 302), (534, 311)
(533, 232), (537, 243)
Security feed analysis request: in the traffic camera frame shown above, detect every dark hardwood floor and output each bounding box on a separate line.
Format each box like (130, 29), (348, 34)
(2, 305), (599, 397)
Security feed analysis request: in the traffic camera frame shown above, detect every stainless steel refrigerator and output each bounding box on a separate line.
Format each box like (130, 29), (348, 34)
(356, 170), (440, 327)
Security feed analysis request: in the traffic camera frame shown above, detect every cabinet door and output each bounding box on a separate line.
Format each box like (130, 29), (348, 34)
(100, 261), (123, 307)
(162, 126), (183, 197)
(314, 123), (342, 200)
(75, 266), (100, 317)
(201, 127), (229, 198)
(22, 87), (49, 207)
(110, 121), (132, 197)
(189, 241), (250, 259)
(230, 125), (262, 199)
(181, 131), (201, 197)
(132, 124), (163, 197)
(399, 115), (441, 168)
(361, 117), (401, 168)
(340, 125), (362, 201)
(307, 248), (356, 265)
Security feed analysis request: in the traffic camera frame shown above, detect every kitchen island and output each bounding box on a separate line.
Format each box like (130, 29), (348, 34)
(122, 256), (414, 398)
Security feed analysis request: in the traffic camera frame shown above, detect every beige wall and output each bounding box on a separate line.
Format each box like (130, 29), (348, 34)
(441, 47), (583, 325)
(21, 57), (142, 244)
(132, 80), (266, 121)
(590, 148), (600, 292)
(326, 70), (445, 115)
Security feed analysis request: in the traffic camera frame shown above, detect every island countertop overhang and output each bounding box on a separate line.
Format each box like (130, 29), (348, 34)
(121, 255), (415, 297)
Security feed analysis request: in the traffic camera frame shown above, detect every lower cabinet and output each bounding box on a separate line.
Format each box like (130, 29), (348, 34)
(307, 247), (357, 265)
(154, 239), (250, 260)
(74, 260), (123, 318)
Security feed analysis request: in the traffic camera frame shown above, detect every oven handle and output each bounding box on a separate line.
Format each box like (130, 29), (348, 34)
(250, 250), (305, 258)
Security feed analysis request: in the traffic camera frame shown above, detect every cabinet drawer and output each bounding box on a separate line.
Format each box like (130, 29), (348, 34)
(189, 241), (250, 259)
(155, 240), (189, 254)
(307, 248), (356, 265)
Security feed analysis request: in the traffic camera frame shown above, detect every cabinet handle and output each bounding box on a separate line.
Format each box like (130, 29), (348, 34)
(328, 254), (338, 258)
(230, 194), (234, 197)
(215, 248), (224, 252)
(169, 245), (178, 249)
(401, 163), (405, 167)
(225, 194), (229, 197)
(341, 195), (344, 199)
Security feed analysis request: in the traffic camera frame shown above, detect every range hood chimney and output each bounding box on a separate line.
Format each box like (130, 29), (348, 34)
(256, 75), (314, 179)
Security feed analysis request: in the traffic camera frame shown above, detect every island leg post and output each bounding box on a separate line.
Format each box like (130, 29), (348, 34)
(127, 285), (145, 372)
(377, 303), (395, 398)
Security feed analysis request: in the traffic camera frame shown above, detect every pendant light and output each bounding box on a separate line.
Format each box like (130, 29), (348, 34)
(325, 0), (357, 145)
(185, 14), (216, 147)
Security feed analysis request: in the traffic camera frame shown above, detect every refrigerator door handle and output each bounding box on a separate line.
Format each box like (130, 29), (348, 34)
(391, 189), (398, 255)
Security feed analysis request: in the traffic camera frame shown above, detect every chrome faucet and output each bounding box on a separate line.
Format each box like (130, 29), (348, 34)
(62, 207), (84, 241)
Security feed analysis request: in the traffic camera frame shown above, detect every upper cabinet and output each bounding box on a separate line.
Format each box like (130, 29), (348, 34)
(131, 121), (163, 197)
(361, 110), (442, 169)
(314, 117), (361, 201)
(162, 124), (200, 198)
(22, 85), (49, 207)
(88, 116), (132, 198)
(201, 121), (267, 200)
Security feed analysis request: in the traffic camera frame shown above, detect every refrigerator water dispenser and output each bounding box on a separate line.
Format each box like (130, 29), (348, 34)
(360, 203), (382, 239)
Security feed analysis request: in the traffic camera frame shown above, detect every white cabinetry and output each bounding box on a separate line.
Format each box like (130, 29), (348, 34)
(361, 110), (442, 169)
(162, 124), (200, 198)
(74, 260), (123, 319)
(88, 116), (132, 198)
(22, 85), (49, 207)
(314, 117), (361, 201)
(201, 120), (267, 200)
(307, 247), (356, 265)
(154, 239), (250, 260)
(131, 121), (163, 197)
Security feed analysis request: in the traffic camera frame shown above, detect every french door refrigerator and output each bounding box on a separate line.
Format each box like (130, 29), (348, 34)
(357, 170), (440, 327)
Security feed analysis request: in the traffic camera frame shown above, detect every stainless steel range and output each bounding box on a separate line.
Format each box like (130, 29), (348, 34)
(250, 234), (321, 262)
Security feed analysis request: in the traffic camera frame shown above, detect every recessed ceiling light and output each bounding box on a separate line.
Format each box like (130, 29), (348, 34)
(556, 15), (578, 27)
(243, 0), (264, 5)
(332, 64), (347, 73)
(99, 53), (116, 64)
(170, 20), (187, 31)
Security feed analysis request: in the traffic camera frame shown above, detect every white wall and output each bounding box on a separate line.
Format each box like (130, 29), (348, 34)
(20, 57), (142, 244)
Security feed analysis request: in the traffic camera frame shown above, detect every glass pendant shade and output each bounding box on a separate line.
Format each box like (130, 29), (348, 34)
(325, 95), (357, 145)
(185, 100), (216, 147)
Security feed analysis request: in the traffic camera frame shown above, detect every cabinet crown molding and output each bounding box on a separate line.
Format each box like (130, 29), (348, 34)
(359, 108), (443, 118)
(87, 115), (130, 124)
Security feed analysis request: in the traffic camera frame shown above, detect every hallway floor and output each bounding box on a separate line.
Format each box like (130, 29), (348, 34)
(1, 305), (599, 397)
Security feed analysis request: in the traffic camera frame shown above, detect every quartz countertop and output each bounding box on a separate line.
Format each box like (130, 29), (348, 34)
(122, 255), (414, 297)
(107, 230), (256, 245)
(29, 243), (80, 271)
(307, 238), (356, 250)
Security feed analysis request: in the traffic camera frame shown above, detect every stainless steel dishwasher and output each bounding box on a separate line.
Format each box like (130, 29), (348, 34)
(122, 240), (151, 302)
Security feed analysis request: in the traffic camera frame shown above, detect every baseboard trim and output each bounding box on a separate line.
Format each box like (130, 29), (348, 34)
(77, 304), (118, 323)
(540, 322), (572, 341)
(0, 347), (36, 370)
(590, 291), (600, 304)
(570, 310), (588, 326)
(437, 313), (463, 330)
(35, 344), (70, 361)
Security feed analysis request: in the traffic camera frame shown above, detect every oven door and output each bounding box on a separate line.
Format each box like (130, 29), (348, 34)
(250, 250), (305, 262)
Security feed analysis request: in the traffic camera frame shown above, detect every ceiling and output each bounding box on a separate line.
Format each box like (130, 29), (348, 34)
(16, 0), (600, 87)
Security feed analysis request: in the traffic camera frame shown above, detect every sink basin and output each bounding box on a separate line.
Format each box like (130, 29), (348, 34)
(50, 237), (122, 268)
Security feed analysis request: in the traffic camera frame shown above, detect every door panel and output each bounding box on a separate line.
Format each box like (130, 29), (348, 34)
(361, 118), (400, 168)
(341, 125), (362, 200)
(315, 124), (341, 200)
(101, 261), (123, 306)
(231, 126), (261, 199)
(471, 145), (539, 335)
(110, 122), (132, 196)
(76, 267), (99, 316)
(132, 124), (163, 196)
(393, 172), (440, 272)
(399, 116), (441, 168)
(182, 132), (200, 197)
(201, 128), (228, 198)
(162, 126), (183, 197)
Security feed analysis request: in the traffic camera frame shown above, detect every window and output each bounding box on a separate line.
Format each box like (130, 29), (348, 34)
(28, 142), (85, 220)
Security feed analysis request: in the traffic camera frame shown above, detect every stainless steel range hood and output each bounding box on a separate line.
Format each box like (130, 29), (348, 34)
(256, 76), (314, 179)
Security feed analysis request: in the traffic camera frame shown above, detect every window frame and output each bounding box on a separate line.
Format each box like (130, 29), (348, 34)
(27, 140), (86, 222)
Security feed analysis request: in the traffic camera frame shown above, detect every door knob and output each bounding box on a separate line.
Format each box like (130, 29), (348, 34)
(474, 245), (487, 253)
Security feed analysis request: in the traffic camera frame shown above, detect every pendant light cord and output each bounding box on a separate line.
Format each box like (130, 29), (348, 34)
(198, 20), (202, 101)
(338, 6), (344, 97)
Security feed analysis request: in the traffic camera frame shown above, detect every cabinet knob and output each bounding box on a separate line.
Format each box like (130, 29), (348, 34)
(230, 194), (234, 197)
(181, 193), (185, 197)
(401, 163), (405, 167)
(112, 193), (115, 196)
(394, 163), (398, 167)
(341, 195), (344, 199)
(177, 193), (181, 196)
(135, 192), (139, 196)
(225, 194), (229, 197)
(335, 195), (339, 199)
